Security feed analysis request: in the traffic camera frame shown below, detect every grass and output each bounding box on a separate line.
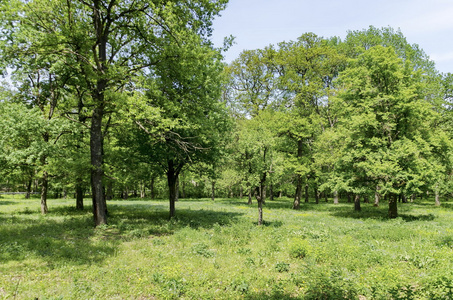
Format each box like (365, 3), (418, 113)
(1, 196), (453, 299)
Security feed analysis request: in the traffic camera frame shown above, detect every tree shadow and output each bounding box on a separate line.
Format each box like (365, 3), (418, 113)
(0, 202), (244, 266)
(330, 205), (437, 222)
(0, 201), (15, 205)
(0, 213), (118, 266)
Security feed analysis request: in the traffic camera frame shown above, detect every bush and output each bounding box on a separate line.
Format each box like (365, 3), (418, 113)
(289, 238), (311, 259)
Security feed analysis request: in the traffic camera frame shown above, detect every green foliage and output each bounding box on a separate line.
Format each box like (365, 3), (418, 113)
(289, 238), (312, 259)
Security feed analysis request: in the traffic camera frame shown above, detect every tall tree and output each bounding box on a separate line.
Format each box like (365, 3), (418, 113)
(0, 0), (228, 226)
(332, 45), (447, 217)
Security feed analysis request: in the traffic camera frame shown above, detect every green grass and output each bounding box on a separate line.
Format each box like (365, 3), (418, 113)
(2, 196), (453, 299)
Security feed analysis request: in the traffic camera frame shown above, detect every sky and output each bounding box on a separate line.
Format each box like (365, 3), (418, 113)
(211, 0), (453, 74)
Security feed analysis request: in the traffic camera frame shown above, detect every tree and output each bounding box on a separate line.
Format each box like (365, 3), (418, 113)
(275, 33), (345, 209)
(1, 0), (228, 226)
(332, 45), (447, 217)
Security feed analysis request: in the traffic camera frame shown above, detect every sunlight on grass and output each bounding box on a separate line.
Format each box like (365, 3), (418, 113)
(1, 196), (453, 299)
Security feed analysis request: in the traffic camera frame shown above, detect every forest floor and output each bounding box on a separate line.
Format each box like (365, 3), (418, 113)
(1, 195), (453, 299)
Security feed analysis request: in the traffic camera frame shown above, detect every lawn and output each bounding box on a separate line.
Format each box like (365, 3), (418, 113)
(1, 195), (453, 299)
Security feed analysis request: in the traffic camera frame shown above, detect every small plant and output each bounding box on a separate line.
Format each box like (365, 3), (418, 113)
(275, 262), (290, 272)
(289, 238), (311, 259)
(191, 243), (214, 258)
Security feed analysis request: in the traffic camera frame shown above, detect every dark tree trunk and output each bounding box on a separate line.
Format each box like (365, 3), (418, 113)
(239, 186), (243, 199)
(363, 194), (369, 203)
(304, 183), (309, 203)
(25, 179), (32, 199)
(248, 187), (252, 205)
(90, 104), (107, 226)
(40, 169), (48, 214)
(354, 194), (361, 212)
(76, 182), (84, 210)
(333, 190), (339, 204)
(324, 192), (328, 202)
(388, 193), (398, 218)
(167, 160), (182, 219)
(105, 181), (113, 200)
(402, 194), (408, 203)
(211, 181), (215, 201)
(314, 186), (319, 204)
(347, 193), (352, 203)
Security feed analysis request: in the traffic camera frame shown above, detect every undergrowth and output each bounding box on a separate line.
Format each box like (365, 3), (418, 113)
(1, 196), (453, 299)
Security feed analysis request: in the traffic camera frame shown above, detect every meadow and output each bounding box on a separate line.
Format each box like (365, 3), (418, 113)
(2, 195), (453, 299)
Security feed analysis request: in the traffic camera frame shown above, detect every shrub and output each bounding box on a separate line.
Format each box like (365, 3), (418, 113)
(289, 238), (311, 259)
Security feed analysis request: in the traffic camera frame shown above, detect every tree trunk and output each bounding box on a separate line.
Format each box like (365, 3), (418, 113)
(239, 186), (243, 199)
(374, 186), (381, 207)
(314, 186), (319, 204)
(347, 193), (352, 203)
(76, 182), (84, 210)
(388, 193), (398, 218)
(293, 174), (302, 209)
(333, 190), (339, 204)
(211, 181), (215, 201)
(167, 160), (182, 219)
(435, 190), (441, 206)
(25, 179), (32, 199)
(248, 187), (252, 205)
(90, 104), (107, 226)
(354, 194), (361, 212)
(304, 183), (309, 203)
(40, 170), (48, 214)
(363, 194), (369, 203)
(105, 181), (113, 200)
(269, 183), (274, 201)
(324, 192), (328, 202)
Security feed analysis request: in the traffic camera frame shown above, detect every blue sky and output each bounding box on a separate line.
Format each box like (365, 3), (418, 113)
(211, 0), (453, 74)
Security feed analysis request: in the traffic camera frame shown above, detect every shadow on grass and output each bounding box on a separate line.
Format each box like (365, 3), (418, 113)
(0, 212), (118, 266)
(330, 205), (436, 222)
(0, 202), (244, 266)
(0, 201), (15, 205)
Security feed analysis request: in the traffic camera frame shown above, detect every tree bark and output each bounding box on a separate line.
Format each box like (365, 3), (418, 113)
(374, 186), (381, 207)
(435, 190), (441, 206)
(388, 193), (398, 218)
(239, 186), (243, 199)
(333, 190), (339, 204)
(40, 169), (48, 214)
(25, 179), (32, 199)
(167, 160), (182, 219)
(354, 194), (361, 212)
(314, 186), (319, 204)
(90, 104), (107, 226)
(75, 182), (84, 210)
(293, 174), (302, 209)
(304, 183), (309, 203)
